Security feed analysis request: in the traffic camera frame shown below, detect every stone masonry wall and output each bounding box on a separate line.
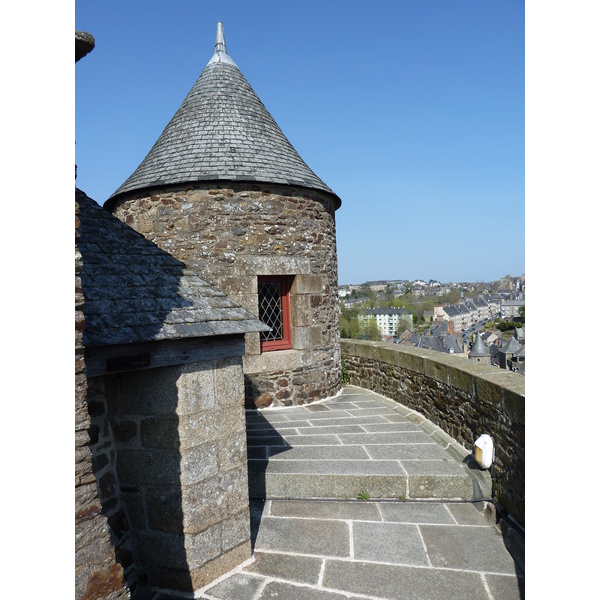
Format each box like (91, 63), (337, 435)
(76, 199), (130, 600)
(92, 357), (252, 597)
(341, 339), (525, 529)
(111, 183), (341, 407)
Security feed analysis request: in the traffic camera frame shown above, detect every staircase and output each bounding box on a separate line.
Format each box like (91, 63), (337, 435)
(246, 386), (491, 502)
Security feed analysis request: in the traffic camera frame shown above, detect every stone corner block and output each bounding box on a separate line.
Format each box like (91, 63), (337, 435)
(290, 274), (323, 294)
(290, 294), (311, 327)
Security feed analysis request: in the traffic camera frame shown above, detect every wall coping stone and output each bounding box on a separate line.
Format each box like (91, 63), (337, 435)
(342, 339), (524, 408)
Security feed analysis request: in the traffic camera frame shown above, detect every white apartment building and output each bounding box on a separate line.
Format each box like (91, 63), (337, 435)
(359, 308), (413, 338)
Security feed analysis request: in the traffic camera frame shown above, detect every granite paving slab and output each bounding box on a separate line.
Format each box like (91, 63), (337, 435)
(259, 581), (359, 600)
(255, 459), (406, 476)
(267, 499), (382, 521)
(253, 516), (350, 556)
(420, 524), (519, 573)
(365, 443), (453, 460)
(265, 445), (371, 460)
(201, 497), (523, 600)
(252, 472), (408, 500)
(377, 501), (457, 524)
(243, 551), (323, 584)
(322, 559), (491, 600)
(200, 389), (522, 600)
(352, 521), (430, 565)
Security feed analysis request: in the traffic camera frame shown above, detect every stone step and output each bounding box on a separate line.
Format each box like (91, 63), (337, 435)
(245, 389), (491, 501)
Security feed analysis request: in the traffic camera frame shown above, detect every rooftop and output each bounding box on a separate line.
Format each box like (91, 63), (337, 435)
(107, 23), (340, 208)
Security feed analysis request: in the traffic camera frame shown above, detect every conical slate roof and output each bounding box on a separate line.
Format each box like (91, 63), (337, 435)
(499, 334), (521, 355)
(469, 332), (491, 358)
(107, 23), (339, 208)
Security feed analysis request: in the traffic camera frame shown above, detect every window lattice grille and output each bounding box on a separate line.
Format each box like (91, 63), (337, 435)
(258, 281), (283, 341)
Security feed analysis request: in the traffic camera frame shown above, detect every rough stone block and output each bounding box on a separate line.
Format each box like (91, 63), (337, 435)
(145, 486), (187, 534)
(291, 325), (322, 350)
(290, 274), (322, 294)
(235, 255), (311, 276)
(119, 366), (182, 416)
(179, 442), (219, 486)
(245, 331), (261, 355)
(423, 355), (452, 386)
(185, 525), (226, 571)
(117, 449), (181, 486)
(217, 428), (249, 471)
(214, 357), (244, 408)
(176, 363), (218, 415)
(221, 510), (251, 553)
(140, 416), (178, 449)
(290, 294), (311, 327)
(447, 365), (475, 396)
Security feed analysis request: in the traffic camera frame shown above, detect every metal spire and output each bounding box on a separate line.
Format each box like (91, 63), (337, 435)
(214, 22), (227, 54)
(208, 22), (236, 66)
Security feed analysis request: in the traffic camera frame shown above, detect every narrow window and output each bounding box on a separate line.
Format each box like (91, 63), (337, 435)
(258, 276), (292, 352)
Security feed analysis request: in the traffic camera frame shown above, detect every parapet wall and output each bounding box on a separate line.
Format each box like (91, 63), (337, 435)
(341, 339), (525, 528)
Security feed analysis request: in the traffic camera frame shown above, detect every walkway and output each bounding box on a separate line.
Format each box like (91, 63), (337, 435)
(199, 387), (524, 600)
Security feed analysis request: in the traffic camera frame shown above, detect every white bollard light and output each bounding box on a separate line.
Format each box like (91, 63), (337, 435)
(474, 434), (494, 469)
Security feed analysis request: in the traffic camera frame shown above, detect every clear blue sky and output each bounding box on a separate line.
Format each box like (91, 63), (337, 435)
(75, 0), (524, 285)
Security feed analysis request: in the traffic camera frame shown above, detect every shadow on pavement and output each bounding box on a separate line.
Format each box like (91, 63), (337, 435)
(245, 409), (291, 550)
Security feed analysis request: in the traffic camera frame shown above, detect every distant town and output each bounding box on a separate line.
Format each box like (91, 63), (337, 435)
(338, 275), (525, 375)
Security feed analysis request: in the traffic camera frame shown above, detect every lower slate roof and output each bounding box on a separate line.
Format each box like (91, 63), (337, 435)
(77, 188), (267, 348)
(498, 335), (521, 356)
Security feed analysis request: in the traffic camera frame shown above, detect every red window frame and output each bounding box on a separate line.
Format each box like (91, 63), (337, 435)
(258, 276), (293, 352)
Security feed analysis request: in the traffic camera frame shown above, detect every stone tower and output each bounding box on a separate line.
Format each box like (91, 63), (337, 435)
(106, 23), (342, 408)
(468, 332), (491, 364)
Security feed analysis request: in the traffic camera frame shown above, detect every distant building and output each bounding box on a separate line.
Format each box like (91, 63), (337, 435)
(366, 281), (388, 292)
(360, 307), (413, 338)
(481, 331), (500, 347)
(473, 297), (491, 320)
(498, 334), (522, 370)
(512, 344), (525, 374)
(500, 300), (525, 321)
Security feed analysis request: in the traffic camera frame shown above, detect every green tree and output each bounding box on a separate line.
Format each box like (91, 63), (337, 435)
(395, 320), (409, 336)
(360, 317), (381, 341)
(340, 305), (360, 339)
(518, 305), (525, 322)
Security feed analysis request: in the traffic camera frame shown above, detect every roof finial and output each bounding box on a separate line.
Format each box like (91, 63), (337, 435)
(208, 22), (236, 66)
(215, 22), (227, 54)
